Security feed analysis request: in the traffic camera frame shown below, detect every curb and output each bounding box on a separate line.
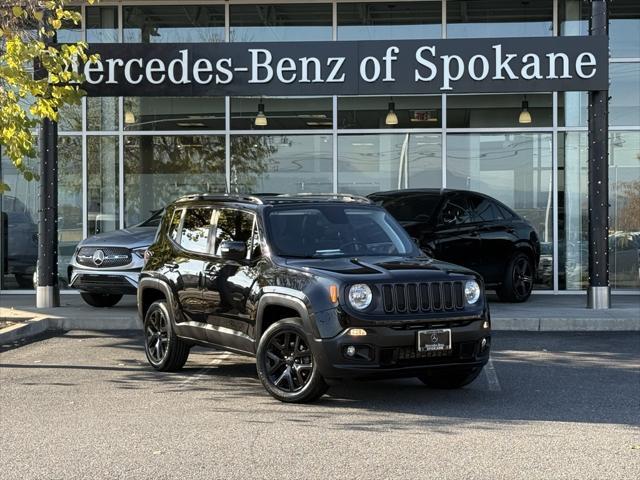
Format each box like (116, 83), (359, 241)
(492, 318), (640, 331)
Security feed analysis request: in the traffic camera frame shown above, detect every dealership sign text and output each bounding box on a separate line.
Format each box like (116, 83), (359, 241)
(81, 36), (608, 96)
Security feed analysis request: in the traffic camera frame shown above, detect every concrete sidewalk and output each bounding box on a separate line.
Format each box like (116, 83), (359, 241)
(1, 293), (639, 345)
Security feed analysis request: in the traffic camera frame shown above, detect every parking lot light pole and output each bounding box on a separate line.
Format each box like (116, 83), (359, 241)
(587, 0), (610, 309)
(36, 13), (60, 308)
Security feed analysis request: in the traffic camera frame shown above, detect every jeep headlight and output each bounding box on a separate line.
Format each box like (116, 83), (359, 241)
(464, 280), (481, 304)
(348, 284), (373, 310)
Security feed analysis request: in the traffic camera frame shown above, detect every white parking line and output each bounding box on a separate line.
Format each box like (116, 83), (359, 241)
(484, 358), (501, 392)
(179, 351), (234, 386)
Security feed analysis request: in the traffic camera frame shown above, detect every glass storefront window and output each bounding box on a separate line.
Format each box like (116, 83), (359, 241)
(447, 94), (552, 128)
(447, 0), (553, 38)
(230, 135), (332, 193)
(560, 131), (640, 290)
(87, 97), (119, 131)
(230, 4), (332, 42)
(124, 136), (226, 227)
(86, 6), (118, 43)
(559, 91), (587, 128)
(338, 134), (441, 195)
(338, 96), (441, 129)
(124, 97), (225, 131)
(337, 2), (441, 40)
(447, 133), (554, 289)
(610, 63), (640, 127)
(610, 0), (640, 58)
(58, 137), (83, 287)
(231, 97), (332, 130)
(87, 136), (119, 236)
(124, 5), (225, 43)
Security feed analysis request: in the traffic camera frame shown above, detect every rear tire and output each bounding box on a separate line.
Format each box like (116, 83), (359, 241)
(496, 252), (534, 303)
(80, 292), (123, 307)
(417, 366), (483, 389)
(143, 300), (190, 372)
(256, 318), (328, 403)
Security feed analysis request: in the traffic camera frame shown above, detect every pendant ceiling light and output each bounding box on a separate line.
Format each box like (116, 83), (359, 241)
(518, 96), (532, 124)
(385, 101), (398, 126)
(255, 102), (267, 127)
(124, 111), (136, 124)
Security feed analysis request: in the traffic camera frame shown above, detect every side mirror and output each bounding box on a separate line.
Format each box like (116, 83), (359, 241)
(219, 240), (247, 261)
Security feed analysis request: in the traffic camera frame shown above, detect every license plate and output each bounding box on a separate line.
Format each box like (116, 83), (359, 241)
(417, 329), (452, 352)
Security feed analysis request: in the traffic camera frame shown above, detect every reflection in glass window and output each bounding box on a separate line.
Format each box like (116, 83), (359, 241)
(447, 94), (552, 128)
(86, 6), (118, 43)
(124, 136), (226, 227)
(610, 63), (640, 126)
(447, 0), (553, 38)
(230, 4), (332, 42)
(124, 5), (224, 43)
(88, 97), (119, 131)
(337, 2), (440, 40)
(230, 135), (332, 193)
(124, 97), (225, 131)
(180, 208), (213, 253)
(214, 210), (255, 256)
(168, 209), (183, 242)
(559, 91), (587, 128)
(447, 133), (553, 289)
(231, 97), (332, 130)
(338, 134), (441, 195)
(58, 137), (83, 285)
(338, 96), (441, 129)
(610, 0), (640, 58)
(87, 136), (119, 236)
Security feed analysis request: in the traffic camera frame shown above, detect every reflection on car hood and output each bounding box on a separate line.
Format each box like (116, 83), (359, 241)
(78, 226), (156, 249)
(284, 255), (477, 280)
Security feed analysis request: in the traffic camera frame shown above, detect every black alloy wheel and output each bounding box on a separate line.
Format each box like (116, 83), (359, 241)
(265, 330), (313, 393)
(256, 318), (328, 403)
(496, 253), (534, 303)
(143, 300), (190, 371)
(145, 308), (169, 364)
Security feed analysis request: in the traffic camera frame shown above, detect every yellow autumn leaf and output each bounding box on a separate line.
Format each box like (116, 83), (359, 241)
(12, 6), (23, 18)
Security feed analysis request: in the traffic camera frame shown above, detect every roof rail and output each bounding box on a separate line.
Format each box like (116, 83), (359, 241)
(262, 193), (372, 204)
(175, 193), (264, 204)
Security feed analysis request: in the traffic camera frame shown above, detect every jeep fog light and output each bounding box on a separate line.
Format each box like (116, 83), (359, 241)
(348, 284), (372, 310)
(346, 346), (356, 357)
(348, 328), (367, 336)
(464, 280), (481, 304)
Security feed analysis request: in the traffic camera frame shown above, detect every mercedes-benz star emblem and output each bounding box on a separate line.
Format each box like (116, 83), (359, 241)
(92, 249), (105, 266)
(431, 333), (439, 343)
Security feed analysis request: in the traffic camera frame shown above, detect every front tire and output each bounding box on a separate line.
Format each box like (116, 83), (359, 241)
(80, 292), (123, 307)
(496, 252), (534, 303)
(417, 366), (483, 389)
(256, 318), (328, 403)
(143, 300), (190, 372)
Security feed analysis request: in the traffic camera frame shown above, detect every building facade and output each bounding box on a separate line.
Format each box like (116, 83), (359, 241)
(0, 0), (639, 293)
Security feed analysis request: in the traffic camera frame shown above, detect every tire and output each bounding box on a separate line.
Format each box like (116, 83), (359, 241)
(496, 252), (534, 303)
(14, 274), (34, 289)
(417, 366), (483, 389)
(80, 292), (123, 307)
(256, 318), (329, 403)
(143, 300), (190, 372)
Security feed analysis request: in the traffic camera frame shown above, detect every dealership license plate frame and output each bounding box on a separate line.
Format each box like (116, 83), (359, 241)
(417, 329), (452, 352)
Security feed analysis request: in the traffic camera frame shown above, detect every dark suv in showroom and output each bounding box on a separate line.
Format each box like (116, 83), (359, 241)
(369, 189), (540, 302)
(139, 193), (491, 403)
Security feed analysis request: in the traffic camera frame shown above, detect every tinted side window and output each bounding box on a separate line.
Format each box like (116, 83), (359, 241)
(439, 195), (473, 225)
(167, 209), (183, 241)
(378, 194), (441, 223)
(214, 209), (256, 257)
(468, 196), (503, 222)
(180, 208), (213, 253)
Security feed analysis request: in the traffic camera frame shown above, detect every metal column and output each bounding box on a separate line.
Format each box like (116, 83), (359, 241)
(586, 0), (610, 309)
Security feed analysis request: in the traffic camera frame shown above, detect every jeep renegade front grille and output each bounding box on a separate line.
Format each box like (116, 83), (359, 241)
(380, 281), (465, 314)
(77, 247), (132, 268)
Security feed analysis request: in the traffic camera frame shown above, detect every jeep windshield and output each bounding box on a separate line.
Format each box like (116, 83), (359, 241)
(265, 205), (416, 258)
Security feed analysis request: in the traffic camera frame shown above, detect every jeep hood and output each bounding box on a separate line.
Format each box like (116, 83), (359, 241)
(78, 226), (156, 249)
(284, 255), (478, 281)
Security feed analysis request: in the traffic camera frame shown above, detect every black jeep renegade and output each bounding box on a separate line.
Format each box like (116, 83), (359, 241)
(138, 193), (491, 403)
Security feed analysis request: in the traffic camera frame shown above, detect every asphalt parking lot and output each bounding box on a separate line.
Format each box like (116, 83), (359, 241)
(1, 331), (639, 480)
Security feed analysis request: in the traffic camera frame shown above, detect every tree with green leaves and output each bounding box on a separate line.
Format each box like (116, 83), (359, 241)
(0, 0), (96, 193)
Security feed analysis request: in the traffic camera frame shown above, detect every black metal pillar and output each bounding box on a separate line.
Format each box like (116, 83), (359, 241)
(36, 118), (60, 307)
(587, 0), (610, 309)
(36, 13), (59, 307)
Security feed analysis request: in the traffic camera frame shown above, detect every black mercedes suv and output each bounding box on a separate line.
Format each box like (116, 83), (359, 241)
(138, 193), (491, 403)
